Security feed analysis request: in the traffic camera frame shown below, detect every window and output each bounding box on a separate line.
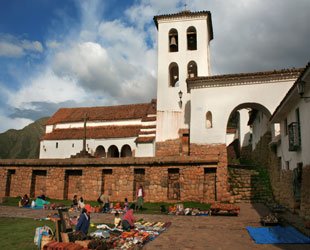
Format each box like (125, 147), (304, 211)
(169, 62), (179, 87)
(206, 111), (213, 128)
(288, 122), (300, 151)
(56, 142), (58, 148)
(187, 26), (197, 50)
(169, 29), (178, 52)
(187, 61), (197, 78)
(72, 143), (74, 148)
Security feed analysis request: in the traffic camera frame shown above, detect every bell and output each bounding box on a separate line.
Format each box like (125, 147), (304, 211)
(170, 36), (177, 46)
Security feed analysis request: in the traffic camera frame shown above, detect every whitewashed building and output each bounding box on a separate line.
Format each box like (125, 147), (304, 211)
(40, 10), (304, 159)
(270, 64), (310, 170)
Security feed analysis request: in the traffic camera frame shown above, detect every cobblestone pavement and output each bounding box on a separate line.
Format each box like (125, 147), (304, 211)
(0, 203), (309, 250)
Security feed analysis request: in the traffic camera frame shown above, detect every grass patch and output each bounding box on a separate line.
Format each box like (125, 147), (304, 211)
(1, 197), (211, 215)
(0, 217), (55, 250)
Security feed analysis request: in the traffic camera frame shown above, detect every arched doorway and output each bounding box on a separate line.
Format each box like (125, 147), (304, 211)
(107, 145), (119, 158)
(121, 144), (132, 157)
(226, 103), (272, 164)
(95, 145), (106, 158)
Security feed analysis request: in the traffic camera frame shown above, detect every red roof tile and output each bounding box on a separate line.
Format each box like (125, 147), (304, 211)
(46, 100), (157, 125)
(42, 126), (141, 140)
(135, 136), (155, 143)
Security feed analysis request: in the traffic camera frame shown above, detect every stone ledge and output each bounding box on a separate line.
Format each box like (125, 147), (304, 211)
(0, 155), (219, 167)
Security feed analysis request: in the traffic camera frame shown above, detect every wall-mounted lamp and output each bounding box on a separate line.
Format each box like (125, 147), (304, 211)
(297, 80), (310, 100)
(178, 90), (183, 108)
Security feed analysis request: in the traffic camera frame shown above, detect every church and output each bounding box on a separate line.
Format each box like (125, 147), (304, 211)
(40, 10), (301, 161)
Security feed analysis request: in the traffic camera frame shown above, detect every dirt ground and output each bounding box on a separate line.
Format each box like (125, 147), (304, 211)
(0, 203), (309, 250)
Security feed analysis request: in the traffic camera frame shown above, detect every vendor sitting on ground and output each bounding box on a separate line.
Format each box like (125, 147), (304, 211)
(19, 194), (30, 207)
(114, 212), (122, 228)
(76, 204), (91, 235)
(122, 209), (136, 231)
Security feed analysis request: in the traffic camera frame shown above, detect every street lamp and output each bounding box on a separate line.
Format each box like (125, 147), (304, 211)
(297, 80), (310, 100)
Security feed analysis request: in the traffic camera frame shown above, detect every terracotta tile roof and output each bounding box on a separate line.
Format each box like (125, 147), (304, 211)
(42, 125), (141, 140)
(138, 130), (156, 135)
(135, 136), (155, 143)
(187, 68), (303, 90)
(141, 116), (156, 122)
(46, 100), (157, 125)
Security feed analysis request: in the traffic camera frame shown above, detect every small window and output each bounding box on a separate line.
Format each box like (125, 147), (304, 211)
(169, 29), (178, 52)
(169, 62), (179, 87)
(187, 26), (197, 50)
(72, 143), (74, 148)
(187, 61), (197, 78)
(206, 111), (213, 128)
(56, 142), (58, 148)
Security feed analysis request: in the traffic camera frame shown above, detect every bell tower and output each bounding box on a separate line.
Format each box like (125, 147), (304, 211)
(154, 11), (214, 142)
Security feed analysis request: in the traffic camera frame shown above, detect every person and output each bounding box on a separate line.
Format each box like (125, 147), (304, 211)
(72, 195), (78, 210)
(98, 191), (110, 213)
(19, 194), (30, 207)
(122, 209), (135, 231)
(78, 197), (85, 210)
(114, 212), (122, 228)
(124, 198), (129, 212)
(76, 204), (91, 235)
(136, 185), (144, 211)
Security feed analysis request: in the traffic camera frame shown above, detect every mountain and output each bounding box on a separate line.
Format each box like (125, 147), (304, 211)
(0, 117), (49, 159)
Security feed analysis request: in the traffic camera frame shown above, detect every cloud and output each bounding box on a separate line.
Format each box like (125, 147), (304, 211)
(0, 34), (43, 58)
(46, 40), (61, 49)
(0, 41), (24, 57)
(1, 0), (309, 133)
(0, 114), (33, 133)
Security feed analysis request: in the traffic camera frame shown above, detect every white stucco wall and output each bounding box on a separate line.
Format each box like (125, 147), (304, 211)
(40, 137), (139, 159)
(190, 80), (295, 145)
(135, 143), (155, 157)
(277, 93), (310, 170)
(251, 110), (270, 150)
(156, 16), (212, 141)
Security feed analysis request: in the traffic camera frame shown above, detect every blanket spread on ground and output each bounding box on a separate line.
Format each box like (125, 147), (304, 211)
(246, 226), (310, 244)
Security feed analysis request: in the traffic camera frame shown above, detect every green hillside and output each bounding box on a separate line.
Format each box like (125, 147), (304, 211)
(0, 117), (49, 159)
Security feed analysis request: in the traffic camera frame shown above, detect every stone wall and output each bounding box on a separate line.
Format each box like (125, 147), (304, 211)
(251, 132), (310, 220)
(300, 165), (310, 219)
(156, 139), (181, 157)
(190, 143), (231, 202)
(0, 157), (230, 203)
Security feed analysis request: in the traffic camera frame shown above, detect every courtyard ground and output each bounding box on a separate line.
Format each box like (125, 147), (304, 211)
(0, 203), (309, 250)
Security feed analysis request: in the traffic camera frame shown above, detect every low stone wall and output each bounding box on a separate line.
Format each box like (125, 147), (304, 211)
(0, 156), (231, 203)
(252, 132), (310, 220)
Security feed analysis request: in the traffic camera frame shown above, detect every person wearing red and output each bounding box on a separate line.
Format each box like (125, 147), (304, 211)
(122, 209), (136, 231)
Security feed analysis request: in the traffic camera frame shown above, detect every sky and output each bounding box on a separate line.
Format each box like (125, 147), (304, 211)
(0, 0), (309, 133)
